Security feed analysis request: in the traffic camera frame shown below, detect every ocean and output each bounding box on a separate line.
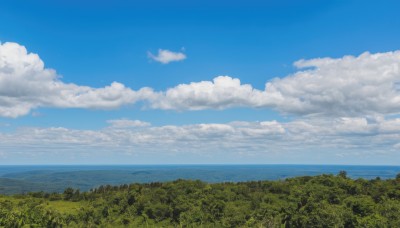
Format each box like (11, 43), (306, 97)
(0, 164), (399, 194)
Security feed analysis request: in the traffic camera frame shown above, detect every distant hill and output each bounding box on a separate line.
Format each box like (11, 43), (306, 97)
(1, 165), (400, 195)
(0, 178), (63, 195)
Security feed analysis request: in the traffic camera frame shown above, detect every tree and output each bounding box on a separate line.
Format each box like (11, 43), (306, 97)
(338, 170), (348, 179)
(1, 175), (400, 227)
(63, 188), (74, 201)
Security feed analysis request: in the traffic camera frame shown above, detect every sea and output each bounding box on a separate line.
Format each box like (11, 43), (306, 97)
(0, 165), (399, 195)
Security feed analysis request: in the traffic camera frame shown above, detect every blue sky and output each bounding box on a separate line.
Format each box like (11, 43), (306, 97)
(1, 0), (400, 164)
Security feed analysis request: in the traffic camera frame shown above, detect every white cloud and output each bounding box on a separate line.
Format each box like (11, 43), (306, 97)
(393, 143), (400, 149)
(150, 76), (269, 110)
(107, 119), (151, 128)
(0, 120), (287, 157)
(266, 51), (400, 116)
(148, 49), (186, 64)
(0, 42), (155, 118)
(1, 118), (400, 163)
(152, 51), (400, 116)
(334, 117), (372, 134)
(2, 41), (400, 118)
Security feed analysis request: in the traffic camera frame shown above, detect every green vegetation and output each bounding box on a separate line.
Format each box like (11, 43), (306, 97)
(1, 172), (400, 227)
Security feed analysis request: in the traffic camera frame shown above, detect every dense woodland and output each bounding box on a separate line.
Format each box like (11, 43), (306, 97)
(1, 172), (400, 227)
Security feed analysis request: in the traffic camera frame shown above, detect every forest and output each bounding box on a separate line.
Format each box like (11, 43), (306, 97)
(1, 172), (400, 227)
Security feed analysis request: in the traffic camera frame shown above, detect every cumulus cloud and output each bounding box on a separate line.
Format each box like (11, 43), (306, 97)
(2, 41), (400, 118)
(147, 49), (186, 64)
(152, 51), (400, 116)
(0, 42), (155, 117)
(267, 51), (400, 116)
(0, 120), (287, 159)
(107, 119), (151, 128)
(150, 76), (269, 110)
(1, 118), (400, 163)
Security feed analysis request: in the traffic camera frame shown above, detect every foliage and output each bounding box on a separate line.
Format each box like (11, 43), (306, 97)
(0, 173), (400, 227)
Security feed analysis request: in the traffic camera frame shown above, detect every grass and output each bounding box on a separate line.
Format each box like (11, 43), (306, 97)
(0, 195), (23, 203)
(1, 195), (83, 214)
(44, 200), (85, 214)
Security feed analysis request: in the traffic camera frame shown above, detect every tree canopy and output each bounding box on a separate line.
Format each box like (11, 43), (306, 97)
(1, 172), (400, 227)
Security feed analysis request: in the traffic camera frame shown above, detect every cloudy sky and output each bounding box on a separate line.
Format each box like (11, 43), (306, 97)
(1, 0), (400, 164)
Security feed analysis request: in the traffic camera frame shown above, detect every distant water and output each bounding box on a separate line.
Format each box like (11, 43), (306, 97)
(0, 165), (399, 194)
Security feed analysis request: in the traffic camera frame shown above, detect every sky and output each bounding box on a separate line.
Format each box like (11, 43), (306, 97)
(1, 0), (400, 164)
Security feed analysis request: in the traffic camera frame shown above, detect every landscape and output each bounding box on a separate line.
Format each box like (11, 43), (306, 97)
(1, 173), (400, 227)
(1, 0), (400, 227)
(1, 165), (400, 195)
